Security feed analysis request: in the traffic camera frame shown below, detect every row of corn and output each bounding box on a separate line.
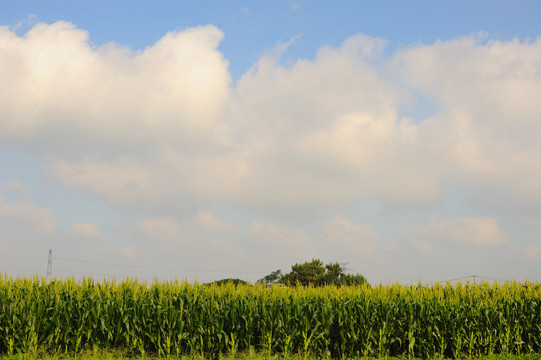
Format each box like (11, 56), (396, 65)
(0, 275), (540, 358)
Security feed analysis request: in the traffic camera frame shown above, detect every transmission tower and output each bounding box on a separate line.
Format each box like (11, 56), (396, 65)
(339, 262), (354, 273)
(47, 249), (52, 279)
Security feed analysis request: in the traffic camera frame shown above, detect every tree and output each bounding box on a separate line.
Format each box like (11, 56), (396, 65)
(321, 262), (343, 285)
(281, 259), (326, 286)
(340, 273), (368, 286)
(279, 259), (368, 287)
(207, 278), (248, 286)
(257, 270), (283, 286)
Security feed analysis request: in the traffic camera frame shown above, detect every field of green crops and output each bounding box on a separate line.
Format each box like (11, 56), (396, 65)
(1, 276), (540, 359)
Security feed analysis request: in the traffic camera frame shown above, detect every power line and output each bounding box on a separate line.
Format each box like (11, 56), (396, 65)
(339, 262), (354, 273)
(53, 256), (268, 274)
(54, 268), (110, 278)
(0, 267), (45, 273)
(0, 257), (48, 262)
(1, 251), (514, 283)
(425, 275), (506, 286)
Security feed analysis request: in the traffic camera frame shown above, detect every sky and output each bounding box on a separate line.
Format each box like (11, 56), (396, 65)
(1, 1), (541, 284)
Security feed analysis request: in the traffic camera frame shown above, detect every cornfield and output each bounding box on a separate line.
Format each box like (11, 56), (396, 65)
(1, 275), (540, 358)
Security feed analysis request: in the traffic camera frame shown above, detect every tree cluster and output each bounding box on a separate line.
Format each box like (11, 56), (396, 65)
(258, 259), (368, 287)
(206, 278), (248, 286)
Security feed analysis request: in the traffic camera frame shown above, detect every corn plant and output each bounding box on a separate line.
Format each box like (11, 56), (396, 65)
(0, 275), (540, 358)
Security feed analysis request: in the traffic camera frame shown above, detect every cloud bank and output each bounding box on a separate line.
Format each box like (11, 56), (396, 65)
(2, 23), (540, 212)
(2, 22), (541, 282)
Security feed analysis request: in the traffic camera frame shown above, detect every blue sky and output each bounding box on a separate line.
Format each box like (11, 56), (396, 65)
(1, 1), (541, 284)
(5, 1), (541, 79)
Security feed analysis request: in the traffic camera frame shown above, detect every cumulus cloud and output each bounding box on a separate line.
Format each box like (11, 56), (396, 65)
(139, 211), (314, 260)
(416, 216), (507, 247)
(392, 35), (541, 203)
(141, 217), (184, 244)
(51, 158), (163, 206)
(0, 179), (30, 199)
(323, 216), (376, 257)
(393, 34), (541, 124)
(221, 33), (443, 208)
(70, 223), (101, 239)
(249, 219), (315, 258)
(140, 211), (235, 249)
(0, 195), (56, 234)
(412, 240), (441, 256)
(195, 210), (234, 234)
(523, 244), (541, 261)
(0, 22), (439, 213)
(2, 22), (541, 230)
(0, 21), (231, 156)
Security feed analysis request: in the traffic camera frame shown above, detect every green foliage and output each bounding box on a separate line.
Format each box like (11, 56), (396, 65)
(257, 270), (282, 286)
(341, 273), (368, 286)
(281, 259), (325, 286)
(2, 348), (541, 360)
(280, 259), (368, 287)
(206, 278), (248, 286)
(1, 275), (541, 359)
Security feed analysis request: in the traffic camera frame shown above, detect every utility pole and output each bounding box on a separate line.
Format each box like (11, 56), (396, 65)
(47, 249), (52, 279)
(339, 262), (354, 273)
(339, 262), (354, 281)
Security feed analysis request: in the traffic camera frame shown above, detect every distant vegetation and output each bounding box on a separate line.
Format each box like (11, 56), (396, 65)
(206, 278), (248, 286)
(213, 258), (368, 287)
(260, 258), (368, 287)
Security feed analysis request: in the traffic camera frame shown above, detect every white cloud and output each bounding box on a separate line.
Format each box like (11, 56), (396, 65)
(249, 219), (315, 259)
(220, 33), (441, 209)
(0, 179), (30, 199)
(141, 217), (183, 243)
(140, 212), (317, 261)
(140, 211), (235, 248)
(9, 14), (37, 32)
(0, 195), (55, 234)
(412, 240), (441, 256)
(269, 34), (302, 59)
(27, 26), (433, 212)
(523, 244), (541, 261)
(323, 216), (376, 257)
(140, 210), (237, 247)
(0, 21), (230, 147)
(392, 35), (541, 203)
(2, 22), (541, 234)
(195, 210), (234, 234)
(51, 158), (162, 206)
(416, 216), (507, 247)
(393, 35), (541, 123)
(70, 223), (101, 239)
